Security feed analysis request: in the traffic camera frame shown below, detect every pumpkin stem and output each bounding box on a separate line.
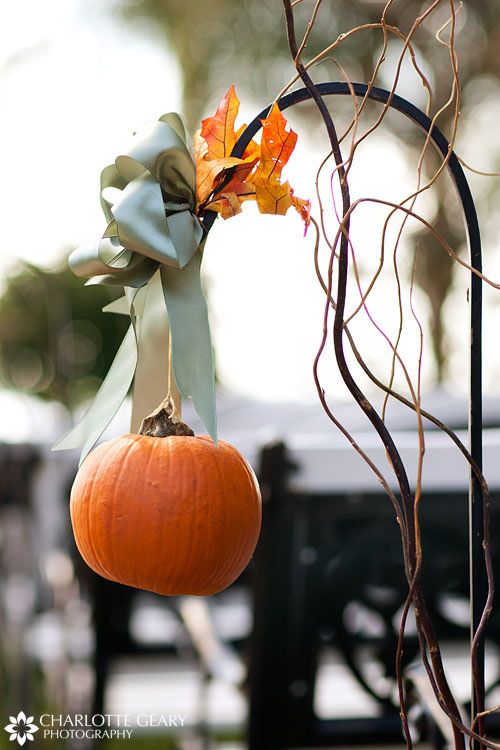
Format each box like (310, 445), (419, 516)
(138, 395), (195, 438)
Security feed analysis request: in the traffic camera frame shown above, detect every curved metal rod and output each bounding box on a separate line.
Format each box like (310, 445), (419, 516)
(201, 81), (484, 720)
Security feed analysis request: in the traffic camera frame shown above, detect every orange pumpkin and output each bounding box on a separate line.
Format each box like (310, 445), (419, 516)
(70, 431), (262, 596)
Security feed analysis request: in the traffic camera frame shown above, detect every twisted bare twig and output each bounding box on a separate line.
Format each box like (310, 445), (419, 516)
(281, 2), (495, 748)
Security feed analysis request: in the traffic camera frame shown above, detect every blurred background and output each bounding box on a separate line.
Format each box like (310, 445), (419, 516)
(2, 1), (500, 748)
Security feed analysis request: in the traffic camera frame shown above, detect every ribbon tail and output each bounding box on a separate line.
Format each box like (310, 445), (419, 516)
(130, 271), (171, 433)
(160, 253), (217, 442)
(52, 324), (138, 464)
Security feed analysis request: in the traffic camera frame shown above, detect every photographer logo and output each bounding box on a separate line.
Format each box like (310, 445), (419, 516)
(4, 712), (188, 743)
(4, 712), (39, 746)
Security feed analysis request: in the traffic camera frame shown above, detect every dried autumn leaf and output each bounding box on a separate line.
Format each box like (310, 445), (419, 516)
(193, 131), (238, 206)
(291, 191), (311, 229)
(209, 160), (257, 219)
(201, 84), (240, 160)
(194, 87), (309, 226)
(253, 175), (293, 215)
(253, 103), (310, 227)
(235, 124), (261, 163)
(255, 103), (298, 183)
(195, 153), (245, 209)
(195, 85), (260, 212)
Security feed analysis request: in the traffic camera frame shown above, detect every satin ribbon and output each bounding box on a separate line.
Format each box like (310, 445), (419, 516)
(53, 113), (216, 462)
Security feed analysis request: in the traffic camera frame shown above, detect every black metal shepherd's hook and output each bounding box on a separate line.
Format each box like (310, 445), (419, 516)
(203, 81), (485, 742)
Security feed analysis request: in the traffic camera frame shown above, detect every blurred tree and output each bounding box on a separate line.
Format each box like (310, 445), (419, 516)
(0, 263), (127, 408)
(118, 0), (500, 381)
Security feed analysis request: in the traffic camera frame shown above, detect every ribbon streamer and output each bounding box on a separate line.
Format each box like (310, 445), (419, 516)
(53, 113), (216, 462)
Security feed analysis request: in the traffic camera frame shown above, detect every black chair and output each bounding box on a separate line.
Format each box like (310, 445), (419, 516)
(247, 441), (500, 749)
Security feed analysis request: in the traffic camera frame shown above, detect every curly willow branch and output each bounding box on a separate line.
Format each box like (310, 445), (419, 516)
(281, 1), (498, 748)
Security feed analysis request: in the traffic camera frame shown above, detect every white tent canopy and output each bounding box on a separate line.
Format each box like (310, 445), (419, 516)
(183, 389), (500, 493)
(2, 386), (500, 494)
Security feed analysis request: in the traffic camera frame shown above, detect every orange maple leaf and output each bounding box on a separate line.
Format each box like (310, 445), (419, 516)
(201, 84), (240, 160)
(253, 103), (310, 226)
(255, 103), (298, 185)
(194, 131), (242, 206)
(195, 85), (259, 211)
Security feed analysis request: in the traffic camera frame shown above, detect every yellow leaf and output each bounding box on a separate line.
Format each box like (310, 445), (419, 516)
(253, 175), (293, 215)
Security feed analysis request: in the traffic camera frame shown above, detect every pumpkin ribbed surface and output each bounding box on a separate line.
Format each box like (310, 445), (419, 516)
(70, 434), (262, 596)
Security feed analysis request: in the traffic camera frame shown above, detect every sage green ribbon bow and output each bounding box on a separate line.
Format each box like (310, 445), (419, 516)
(53, 113), (216, 461)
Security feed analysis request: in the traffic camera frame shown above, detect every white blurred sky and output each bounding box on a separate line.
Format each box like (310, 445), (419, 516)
(2, 0), (500, 409)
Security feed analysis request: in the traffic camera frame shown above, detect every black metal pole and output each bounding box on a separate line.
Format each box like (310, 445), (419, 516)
(202, 81), (485, 742)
